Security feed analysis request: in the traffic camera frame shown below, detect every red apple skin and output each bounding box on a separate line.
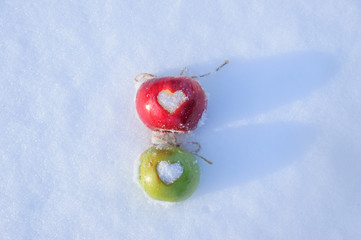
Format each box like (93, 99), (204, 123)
(136, 76), (207, 132)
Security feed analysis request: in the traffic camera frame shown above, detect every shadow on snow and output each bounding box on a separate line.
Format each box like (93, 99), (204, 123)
(157, 51), (338, 196)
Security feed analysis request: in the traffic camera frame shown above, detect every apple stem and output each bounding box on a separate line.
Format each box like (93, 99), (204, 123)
(189, 141), (201, 153)
(191, 59), (229, 79)
(182, 141), (213, 165)
(152, 131), (179, 147)
(134, 73), (156, 83)
(180, 67), (188, 76)
(151, 133), (213, 165)
(192, 152), (213, 165)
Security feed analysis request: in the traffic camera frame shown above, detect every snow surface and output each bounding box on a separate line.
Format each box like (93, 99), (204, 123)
(157, 161), (184, 185)
(1, 0), (361, 239)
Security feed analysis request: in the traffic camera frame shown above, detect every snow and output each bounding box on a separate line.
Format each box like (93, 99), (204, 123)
(157, 89), (188, 114)
(156, 161), (184, 185)
(1, 0), (361, 239)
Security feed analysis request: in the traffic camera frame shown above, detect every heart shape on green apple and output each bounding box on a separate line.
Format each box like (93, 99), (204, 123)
(156, 161), (184, 184)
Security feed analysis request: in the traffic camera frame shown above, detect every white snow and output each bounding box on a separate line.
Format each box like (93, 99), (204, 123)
(157, 90), (187, 113)
(156, 161), (184, 185)
(1, 0), (361, 239)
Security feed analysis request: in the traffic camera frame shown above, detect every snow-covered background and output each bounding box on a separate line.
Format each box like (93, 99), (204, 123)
(1, 0), (361, 239)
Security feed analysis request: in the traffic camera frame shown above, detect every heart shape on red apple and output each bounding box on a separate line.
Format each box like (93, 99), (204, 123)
(157, 89), (188, 114)
(136, 76), (207, 132)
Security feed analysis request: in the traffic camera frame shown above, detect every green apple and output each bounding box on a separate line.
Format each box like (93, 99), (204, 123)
(139, 146), (200, 202)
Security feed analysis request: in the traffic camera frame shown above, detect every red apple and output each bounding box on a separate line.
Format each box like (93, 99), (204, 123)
(136, 76), (207, 132)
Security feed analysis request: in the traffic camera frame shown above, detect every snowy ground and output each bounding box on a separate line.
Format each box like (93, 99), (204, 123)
(1, 1), (361, 239)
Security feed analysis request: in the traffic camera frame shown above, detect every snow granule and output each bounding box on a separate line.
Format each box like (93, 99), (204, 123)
(157, 90), (188, 113)
(197, 110), (207, 128)
(156, 161), (184, 185)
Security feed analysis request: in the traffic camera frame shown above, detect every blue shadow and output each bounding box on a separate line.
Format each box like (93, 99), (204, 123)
(156, 52), (338, 194)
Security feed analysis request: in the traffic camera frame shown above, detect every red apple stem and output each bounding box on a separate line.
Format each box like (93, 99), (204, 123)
(191, 59), (229, 79)
(134, 73), (156, 83)
(180, 67), (188, 76)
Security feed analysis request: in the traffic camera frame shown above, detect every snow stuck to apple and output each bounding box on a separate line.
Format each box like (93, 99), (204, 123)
(156, 161), (184, 185)
(157, 90), (188, 114)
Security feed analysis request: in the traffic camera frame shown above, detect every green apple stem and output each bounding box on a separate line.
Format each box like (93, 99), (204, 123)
(187, 142), (213, 165)
(192, 152), (213, 165)
(151, 132), (212, 165)
(152, 131), (179, 147)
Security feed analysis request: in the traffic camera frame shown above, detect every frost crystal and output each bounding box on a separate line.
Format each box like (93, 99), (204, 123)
(157, 90), (188, 114)
(156, 161), (184, 185)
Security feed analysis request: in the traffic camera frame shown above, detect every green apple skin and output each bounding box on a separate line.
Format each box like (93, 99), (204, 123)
(139, 146), (200, 202)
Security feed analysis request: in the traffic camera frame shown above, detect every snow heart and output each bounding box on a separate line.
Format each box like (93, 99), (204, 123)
(157, 90), (188, 114)
(156, 161), (184, 185)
